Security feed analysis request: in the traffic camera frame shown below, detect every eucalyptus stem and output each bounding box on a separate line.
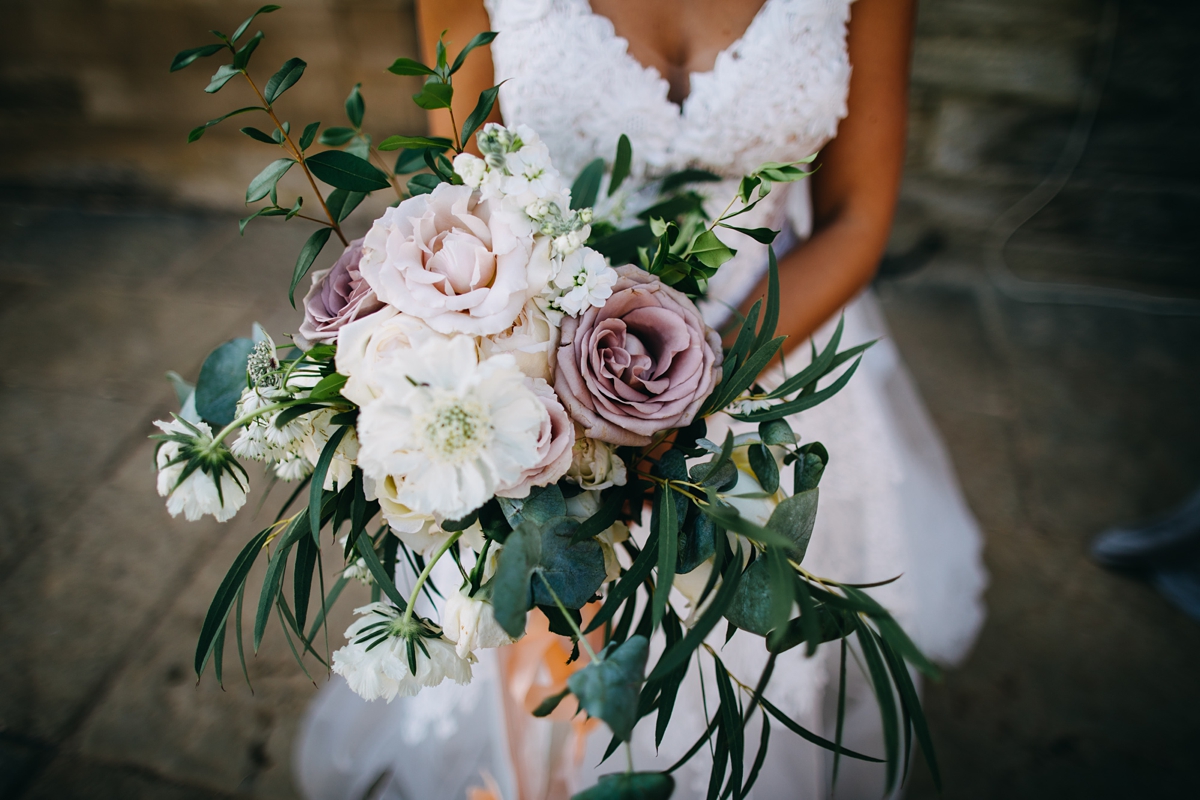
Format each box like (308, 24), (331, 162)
(536, 573), (598, 662)
(402, 530), (462, 626)
(240, 72), (349, 246)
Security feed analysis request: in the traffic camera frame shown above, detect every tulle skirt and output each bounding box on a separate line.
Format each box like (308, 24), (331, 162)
(293, 289), (988, 800)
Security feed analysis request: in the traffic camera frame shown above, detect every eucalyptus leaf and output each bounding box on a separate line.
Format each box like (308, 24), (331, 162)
(767, 489), (818, 562)
(724, 558), (774, 636)
(319, 127), (356, 147)
(231, 4), (281, 43)
(567, 636), (649, 742)
(206, 63), (242, 94)
(246, 158), (294, 203)
(345, 83), (364, 128)
(289, 226), (333, 306)
(449, 31), (498, 75)
(171, 43), (225, 72)
(195, 338), (254, 426)
(570, 772), (675, 800)
(570, 158), (605, 210)
(305, 150), (391, 192)
(748, 443), (780, 494)
(608, 134), (632, 197)
(264, 57), (306, 103)
(387, 57), (437, 77)
(412, 81), (453, 110)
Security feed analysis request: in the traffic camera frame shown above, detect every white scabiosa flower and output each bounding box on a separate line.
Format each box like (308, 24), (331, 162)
(153, 418), (248, 523)
(274, 453), (312, 482)
(726, 397), (774, 416)
(332, 603), (474, 702)
(356, 335), (548, 520)
(546, 247), (618, 316)
(441, 588), (516, 659)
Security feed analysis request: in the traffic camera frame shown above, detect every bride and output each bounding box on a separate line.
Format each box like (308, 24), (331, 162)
(294, 0), (987, 797)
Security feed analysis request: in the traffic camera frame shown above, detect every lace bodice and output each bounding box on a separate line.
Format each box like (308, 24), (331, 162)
(485, 0), (853, 181)
(485, 0), (854, 321)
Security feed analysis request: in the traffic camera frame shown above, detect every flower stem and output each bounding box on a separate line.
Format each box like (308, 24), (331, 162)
(536, 573), (599, 662)
(209, 399), (319, 449)
(240, 72), (349, 246)
(402, 531), (462, 627)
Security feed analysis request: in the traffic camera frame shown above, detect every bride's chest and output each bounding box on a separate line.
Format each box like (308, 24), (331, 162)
(486, 0), (854, 179)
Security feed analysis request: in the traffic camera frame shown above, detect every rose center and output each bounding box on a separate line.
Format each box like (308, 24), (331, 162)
(417, 398), (492, 463)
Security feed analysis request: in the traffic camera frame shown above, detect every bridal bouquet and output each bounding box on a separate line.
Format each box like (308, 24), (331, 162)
(157, 7), (940, 798)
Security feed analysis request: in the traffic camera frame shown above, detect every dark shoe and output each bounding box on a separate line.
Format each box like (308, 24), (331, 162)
(1090, 487), (1200, 569)
(1152, 558), (1200, 622)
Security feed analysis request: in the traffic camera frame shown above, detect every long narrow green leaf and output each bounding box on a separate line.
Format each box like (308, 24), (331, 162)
(246, 158), (294, 203)
(254, 517), (308, 651)
(841, 586), (940, 679)
(195, 527), (271, 677)
(706, 337), (785, 416)
(854, 618), (900, 791)
(584, 528), (659, 634)
(713, 657), (744, 799)
(649, 546), (742, 681)
(306, 575), (349, 642)
(275, 601), (316, 681)
(293, 533), (317, 632)
(449, 30), (498, 75)
(264, 57), (306, 103)
(755, 247), (781, 353)
(742, 712), (771, 795)
(765, 315), (845, 399)
(878, 633), (942, 790)
(171, 43), (226, 72)
(760, 696), (883, 762)
(735, 356), (862, 422)
(667, 713), (721, 773)
(652, 484), (679, 631)
(212, 618), (227, 687)
(570, 158), (605, 210)
(355, 531), (407, 611)
(235, 584), (253, 692)
(832, 637), (847, 787)
(609, 134), (632, 196)
(188, 105), (262, 143)
(309, 425), (349, 543)
(231, 5), (281, 43)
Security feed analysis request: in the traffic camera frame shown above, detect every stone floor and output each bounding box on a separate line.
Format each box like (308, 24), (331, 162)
(0, 197), (1198, 800)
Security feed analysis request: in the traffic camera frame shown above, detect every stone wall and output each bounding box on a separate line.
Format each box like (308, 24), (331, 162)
(0, 0), (1194, 292)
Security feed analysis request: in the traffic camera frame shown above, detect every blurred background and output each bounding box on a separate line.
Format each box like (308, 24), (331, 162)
(1, 0), (1198, 798)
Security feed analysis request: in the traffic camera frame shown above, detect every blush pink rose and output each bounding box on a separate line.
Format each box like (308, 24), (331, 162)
(357, 183), (552, 337)
(496, 378), (575, 498)
(554, 265), (723, 447)
(295, 238), (384, 349)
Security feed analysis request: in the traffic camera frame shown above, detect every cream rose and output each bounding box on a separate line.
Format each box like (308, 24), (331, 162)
(334, 307), (442, 407)
(358, 183), (553, 336)
(477, 298), (561, 382)
(564, 428), (628, 490)
(496, 378), (575, 499)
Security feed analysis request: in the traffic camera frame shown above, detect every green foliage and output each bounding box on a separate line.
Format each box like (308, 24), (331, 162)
(571, 773), (674, 800)
(171, 44), (225, 72)
(194, 338), (254, 426)
(448, 31), (498, 75)
(246, 158), (294, 202)
(264, 57), (306, 103)
(344, 83), (364, 128)
(608, 134), (632, 197)
(567, 635), (649, 742)
(206, 64), (241, 94)
(387, 58), (437, 77)
(305, 150), (391, 192)
(461, 84), (501, 147)
(571, 158), (605, 210)
(231, 5), (281, 43)
(188, 106), (262, 143)
(412, 81), (453, 110)
(289, 227), (333, 306)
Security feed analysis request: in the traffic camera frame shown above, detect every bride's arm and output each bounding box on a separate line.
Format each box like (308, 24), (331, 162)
(414, 0), (502, 148)
(747, 0), (916, 347)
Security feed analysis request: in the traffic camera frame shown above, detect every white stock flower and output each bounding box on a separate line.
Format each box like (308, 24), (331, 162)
(332, 603), (474, 702)
(356, 336), (548, 520)
(358, 184), (552, 336)
(565, 429), (628, 490)
(154, 418), (247, 523)
(452, 153), (487, 188)
(441, 588), (516, 658)
(335, 307), (442, 407)
(546, 247), (617, 316)
(477, 298), (561, 382)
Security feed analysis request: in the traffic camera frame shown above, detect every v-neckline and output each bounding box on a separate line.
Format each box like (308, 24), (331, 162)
(580, 0), (775, 114)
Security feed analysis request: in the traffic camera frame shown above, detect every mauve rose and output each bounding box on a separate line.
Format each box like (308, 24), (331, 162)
(496, 378), (575, 498)
(296, 239), (384, 349)
(554, 265), (722, 446)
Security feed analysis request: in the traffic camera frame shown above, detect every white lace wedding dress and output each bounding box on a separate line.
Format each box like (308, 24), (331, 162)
(294, 1), (988, 798)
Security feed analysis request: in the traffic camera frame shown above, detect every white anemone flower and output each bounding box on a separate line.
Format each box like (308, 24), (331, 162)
(332, 603), (474, 702)
(153, 418), (247, 523)
(441, 588), (516, 659)
(356, 336), (548, 520)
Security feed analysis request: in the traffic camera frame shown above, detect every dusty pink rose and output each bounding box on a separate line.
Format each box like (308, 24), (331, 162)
(496, 378), (575, 498)
(296, 238), (384, 349)
(554, 265), (723, 446)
